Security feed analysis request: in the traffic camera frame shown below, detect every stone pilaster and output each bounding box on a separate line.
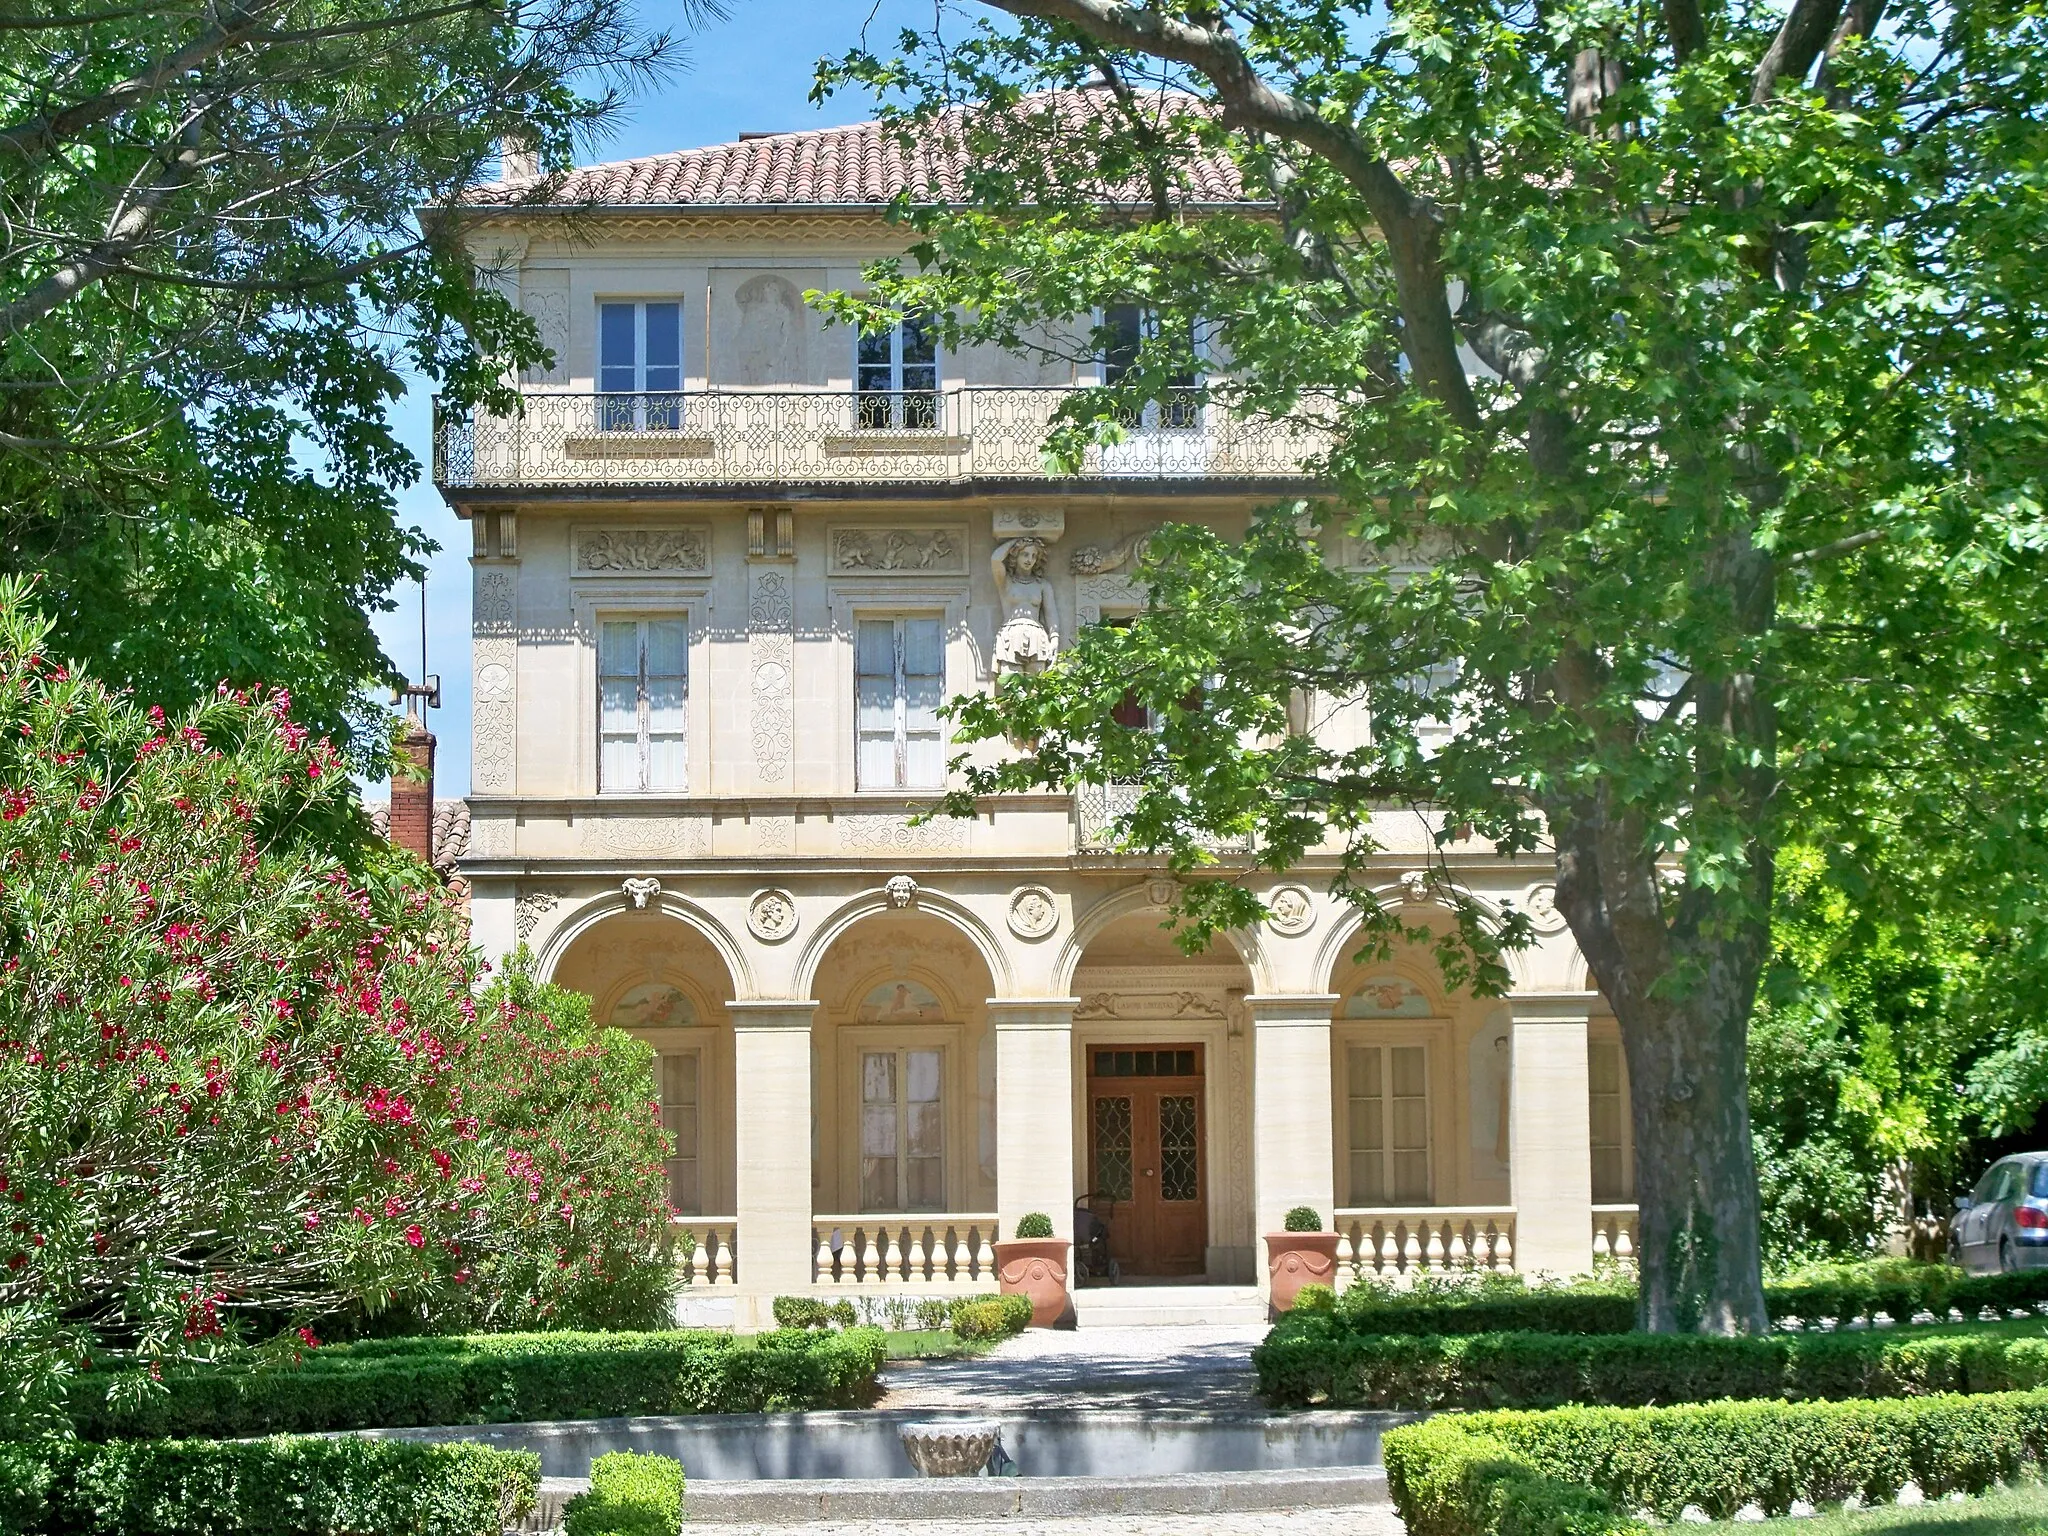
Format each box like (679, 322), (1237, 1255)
(470, 516), (518, 798)
(729, 1001), (816, 1300)
(1249, 994), (1339, 1296)
(746, 507), (795, 795)
(990, 1000), (1079, 1244)
(1509, 992), (1596, 1276)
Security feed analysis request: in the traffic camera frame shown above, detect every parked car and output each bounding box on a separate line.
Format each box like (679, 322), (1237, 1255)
(1950, 1154), (2048, 1273)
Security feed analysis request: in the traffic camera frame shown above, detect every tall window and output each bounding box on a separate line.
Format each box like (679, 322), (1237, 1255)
(860, 1047), (943, 1211)
(855, 314), (938, 429)
(599, 617), (686, 793)
(598, 300), (683, 431)
(1589, 1039), (1628, 1203)
(659, 1050), (701, 1214)
(1346, 1043), (1430, 1205)
(855, 616), (943, 789)
(1102, 303), (1199, 428)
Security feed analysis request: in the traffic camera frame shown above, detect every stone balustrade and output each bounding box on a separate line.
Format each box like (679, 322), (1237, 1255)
(674, 1217), (739, 1286)
(812, 1214), (1002, 1288)
(1335, 1206), (1518, 1280)
(435, 386), (1325, 491)
(1592, 1204), (1640, 1268)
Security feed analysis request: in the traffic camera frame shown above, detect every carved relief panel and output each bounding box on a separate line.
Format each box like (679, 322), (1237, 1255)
(471, 567), (516, 795)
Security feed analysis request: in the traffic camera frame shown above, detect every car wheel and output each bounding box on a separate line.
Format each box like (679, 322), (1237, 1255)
(2001, 1236), (2018, 1274)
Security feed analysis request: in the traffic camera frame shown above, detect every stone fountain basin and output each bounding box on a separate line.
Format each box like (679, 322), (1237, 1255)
(900, 1418), (1002, 1477)
(356, 1406), (1413, 1480)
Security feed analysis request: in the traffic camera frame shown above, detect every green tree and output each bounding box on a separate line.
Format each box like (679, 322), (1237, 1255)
(0, 0), (697, 755)
(0, 582), (674, 1433)
(822, 0), (2048, 1330)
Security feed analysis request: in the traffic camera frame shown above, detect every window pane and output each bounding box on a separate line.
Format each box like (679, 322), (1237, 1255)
(907, 1100), (943, 1158)
(646, 618), (686, 679)
(1391, 1045), (1427, 1098)
(600, 303), (637, 390)
(856, 675), (898, 732)
(1349, 1096), (1382, 1153)
(643, 302), (681, 390)
(1589, 1041), (1621, 1094)
(855, 619), (897, 676)
(1103, 303), (1144, 384)
(1392, 1150), (1430, 1204)
(857, 329), (892, 368)
(1391, 1098), (1427, 1149)
(646, 733), (685, 792)
(1592, 1148), (1625, 1205)
(662, 1052), (699, 1105)
(857, 732), (898, 788)
(862, 1051), (896, 1105)
(900, 313), (936, 364)
(667, 1157), (699, 1214)
(906, 1155), (943, 1210)
(902, 617), (943, 679)
(1350, 1151), (1384, 1207)
(1348, 1045), (1380, 1099)
(903, 733), (943, 788)
(599, 620), (639, 677)
(906, 1049), (941, 1104)
(600, 677), (640, 734)
(600, 734), (639, 791)
(860, 1154), (897, 1212)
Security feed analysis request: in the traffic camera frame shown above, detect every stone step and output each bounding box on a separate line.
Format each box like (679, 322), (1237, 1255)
(1070, 1285), (1269, 1327)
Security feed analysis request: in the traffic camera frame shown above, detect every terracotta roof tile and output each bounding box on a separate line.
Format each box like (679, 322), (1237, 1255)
(466, 91), (1256, 210)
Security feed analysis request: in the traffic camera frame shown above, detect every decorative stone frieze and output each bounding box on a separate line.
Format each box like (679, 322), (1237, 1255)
(471, 567), (516, 795)
(992, 505), (1064, 541)
(580, 815), (706, 857)
(828, 526), (965, 575)
(1074, 990), (1227, 1021)
(747, 565), (794, 788)
(513, 887), (564, 941)
(838, 815), (969, 853)
(575, 526), (708, 573)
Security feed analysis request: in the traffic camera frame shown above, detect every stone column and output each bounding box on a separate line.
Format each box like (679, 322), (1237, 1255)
(1509, 992), (1596, 1277)
(990, 1000), (1078, 1243)
(730, 1002), (816, 1305)
(1250, 994), (1340, 1296)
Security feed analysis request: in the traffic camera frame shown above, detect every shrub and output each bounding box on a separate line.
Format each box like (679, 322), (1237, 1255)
(1015, 1212), (1054, 1239)
(68, 1327), (888, 1438)
(829, 1300), (857, 1328)
(1294, 1283), (1337, 1313)
(563, 1451), (683, 1536)
(948, 1294), (1033, 1341)
(772, 1296), (830, 1330)
(1330, 1260), (2048, 1338)
(1283, 1205), (1324, 1233)
(1258, 1314), (2048, 1410)
(1386, 1389), (2048, 1530)
(0, 595), (675, 1429)
(0, 1435), (536, 1536)
(915, 1298), (951, 1332)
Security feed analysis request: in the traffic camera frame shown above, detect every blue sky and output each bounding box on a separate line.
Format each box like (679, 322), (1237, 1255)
(366, 0), (944, 799)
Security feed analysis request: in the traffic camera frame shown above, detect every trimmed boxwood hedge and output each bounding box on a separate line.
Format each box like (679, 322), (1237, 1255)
(949, 1294), (1034, 1341)
(563, 1450), (684, 1536)
(0, 1435), (537, 1536)
(1336, 1263), (2048, 1337)
(1258, 1314), (2048, 1409)
(69, 1326), (888, 1439)
(1384, 1388), (2048, 1533)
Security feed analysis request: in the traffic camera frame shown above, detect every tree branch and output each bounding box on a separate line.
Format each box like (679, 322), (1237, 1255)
(1752, 0), (1849, 103)
(977, 0), (1483, 433)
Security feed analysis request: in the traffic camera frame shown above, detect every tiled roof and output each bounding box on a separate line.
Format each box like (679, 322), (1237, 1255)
(368, 798), (471, 876)
(467, 91), (1255, 210)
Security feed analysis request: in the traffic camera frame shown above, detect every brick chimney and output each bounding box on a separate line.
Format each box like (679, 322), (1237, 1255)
(390, 712), (437, 865)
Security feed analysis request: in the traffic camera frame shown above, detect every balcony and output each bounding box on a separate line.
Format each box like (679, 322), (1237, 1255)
(1075, 781), (1252, 857)
(433, 387), (1323, 493)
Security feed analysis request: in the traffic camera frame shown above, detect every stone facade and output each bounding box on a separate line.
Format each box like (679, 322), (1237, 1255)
(446, 121), (1635, 1326)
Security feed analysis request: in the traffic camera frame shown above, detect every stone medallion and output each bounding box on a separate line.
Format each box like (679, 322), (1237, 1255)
(747, 888), (799, 943)
(1266, 884), (1315, 936)
(1007, 885), (1058, 940)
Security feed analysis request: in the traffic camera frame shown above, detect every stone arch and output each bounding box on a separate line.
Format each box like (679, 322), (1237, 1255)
(1312, 877), (1506, 999)
(535, 888), (751, 1000)
(792, 887), (1013, 1000)
(1054, 881), (1268, 997)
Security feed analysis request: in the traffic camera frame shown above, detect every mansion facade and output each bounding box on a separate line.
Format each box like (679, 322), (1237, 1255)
(441, 113), (1635, 1326)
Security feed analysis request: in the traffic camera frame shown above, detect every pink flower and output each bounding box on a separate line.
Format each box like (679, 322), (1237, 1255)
(403, 1224), (424, 1248)
(297, 1327), (321, 1347)
(302, 1211), (320, 1230)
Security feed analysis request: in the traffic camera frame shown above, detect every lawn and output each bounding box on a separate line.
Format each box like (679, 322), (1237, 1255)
(1731, 1484), (2048, 1536)
(880, 1328), (1001, 1360)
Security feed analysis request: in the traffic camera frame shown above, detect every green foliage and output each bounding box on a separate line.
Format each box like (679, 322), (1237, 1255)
(1283, 1206), (1325, 1233)
(772, 1296), (833, 1330)
(67, 1327), (888, 1438)
(1325, 1263), (2048, 1339)
(563, 1452), (683, 1536)
(1014, 1213), (1054, 1240)
(0, 1435), (536, 1536)
(818, 0), (2048, 1328)
(0, 585), (675, 1431)
(1256, 1315), (2048, 1410)
(948, 1294), (1034, 1341)
(829, 1299), (858, 1329)
(1392, 1391), (2048, 1526)
(1384, 1418), (1636, 1536)
(0, 2), (691, 760)
(1293, 1284), (1337, 1314)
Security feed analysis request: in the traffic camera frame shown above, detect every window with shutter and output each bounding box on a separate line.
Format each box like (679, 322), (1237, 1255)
(597, 301), (684, 431)
(855, 313), (939, 429)
(859, 1047), (944, 1212)
(659, 1050), (701, 1214)
(1346, 1043), (1431, 1205)
(598, 616), (686, 793)
(854, 616), (944, 789)
(1589, 1039), (1629, 1203)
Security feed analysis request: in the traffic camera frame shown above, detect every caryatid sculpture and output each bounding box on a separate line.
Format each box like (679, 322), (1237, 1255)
(990, 536), (1061, 677)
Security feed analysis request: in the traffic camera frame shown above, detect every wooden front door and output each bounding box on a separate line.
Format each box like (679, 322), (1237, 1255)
(1086, 1044), (1207, 1276)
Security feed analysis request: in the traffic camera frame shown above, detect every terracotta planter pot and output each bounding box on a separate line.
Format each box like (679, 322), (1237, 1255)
(993, 1238), (1073, 1328)
(1265, 1231), (1342, 1314)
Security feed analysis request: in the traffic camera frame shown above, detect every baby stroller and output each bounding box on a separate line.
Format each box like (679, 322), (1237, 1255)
(1073, 1192), (1120, 1284)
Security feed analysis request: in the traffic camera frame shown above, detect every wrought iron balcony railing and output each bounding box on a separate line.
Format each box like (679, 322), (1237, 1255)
(433, 387), (1324, 490)
(1074, 781), (1250, 856)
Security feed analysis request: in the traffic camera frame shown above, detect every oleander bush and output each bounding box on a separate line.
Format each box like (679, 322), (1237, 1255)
(1258, 1313), (2048, 1409)
(0, 1434), (537, 1536)
(948, 1294), (1033, 1341)
(67, 1326), (888, 1438)
(1384, 1389), (2048, 1533)
(1333, 1260), (2048, 1337)
(562, 1451), (683, 1536)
